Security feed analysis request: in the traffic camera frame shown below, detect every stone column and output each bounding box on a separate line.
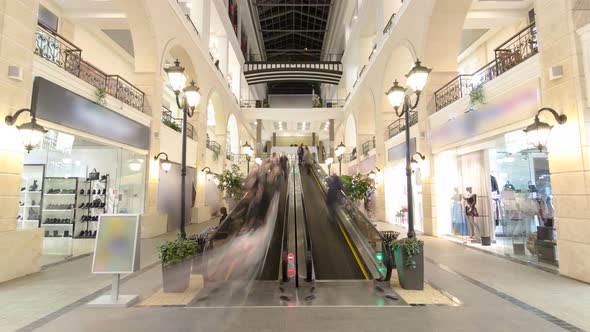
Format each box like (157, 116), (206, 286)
(312, 132), (316, 146)
(137, 73), (168, 238)
(329, 119), (335, 157)
(535, 0), (590, 283)
(272, 132), (276, 146)
(370, 83), (387, 223)
(255, 119), (262, 156)
(193, 101), (209, 223)
(0, 0), (43, 283)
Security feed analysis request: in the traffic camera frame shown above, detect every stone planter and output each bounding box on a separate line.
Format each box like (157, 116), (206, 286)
(394, 242), (424, 290)
(162, 259), (191, 293)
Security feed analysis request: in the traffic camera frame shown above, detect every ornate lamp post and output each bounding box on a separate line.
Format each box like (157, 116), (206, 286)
(242, 141), (253, 173)
(385, 59), (431, 239)
(164, 59), (201, 239)
(5, 108), (47, 152)
(523, 108), (567, 152)
(336, 141), (345, 176)
(326, 157), (334, 176)
(154, 152), (172, 173)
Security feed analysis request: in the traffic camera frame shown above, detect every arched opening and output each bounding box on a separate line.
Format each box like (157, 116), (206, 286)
(344, 114), (357, 149)
(226, 114), (239, 155)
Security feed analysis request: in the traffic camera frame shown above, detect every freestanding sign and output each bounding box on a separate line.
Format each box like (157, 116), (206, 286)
(88, 214), (141, 307)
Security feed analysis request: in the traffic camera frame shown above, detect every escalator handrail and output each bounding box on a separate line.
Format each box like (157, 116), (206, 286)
(299, 190), (314, 282)
(311, 162), (393, 281)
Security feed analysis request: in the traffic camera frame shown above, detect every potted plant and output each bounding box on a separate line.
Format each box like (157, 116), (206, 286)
(467, 84), (485, 112)
(341, 173), (376, 213)
(158, 238), (200, 293)
(390, 236), (424, 290)
(94, 87), (107, 107)
(216, 164), (244, 210)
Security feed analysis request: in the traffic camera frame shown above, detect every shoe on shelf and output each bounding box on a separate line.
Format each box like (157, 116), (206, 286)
(45, 230), (50, 237)
(78, 230), (84, 237)
(20, 187), (26, 192)
(80, 189), (84, 195)
(92, 230), (97, 237)
(102, 189), (106, 195)
(53, 230), (59, 237)
(64, 230), (70, 237)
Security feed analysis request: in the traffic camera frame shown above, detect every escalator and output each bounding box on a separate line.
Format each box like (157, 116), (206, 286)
(299, 167), (366, 280)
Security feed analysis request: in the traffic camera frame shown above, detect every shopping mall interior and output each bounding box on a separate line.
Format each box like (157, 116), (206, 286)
(1, 0), (590, 331)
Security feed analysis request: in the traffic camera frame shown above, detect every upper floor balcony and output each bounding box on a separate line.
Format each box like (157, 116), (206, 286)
(244, 54), (343, 86)
(34, 23), (145, 112)
(161, 107), (195, 140)
(385, 111), (418, 140)
(434, 23), (538, 112)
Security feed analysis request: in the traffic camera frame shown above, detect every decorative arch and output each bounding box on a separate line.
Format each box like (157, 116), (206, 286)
(118, 0), (158, 72)
(160, 41), (200, 84)
(226, 113), (239, 154)
(344, 113), (357, 148)
(380, 41), (417, 113)
(206, 90), (226, 136)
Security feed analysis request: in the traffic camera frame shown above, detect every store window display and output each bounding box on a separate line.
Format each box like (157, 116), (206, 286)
(384, 162), (424, 232)
(435, 130), (558, 269)
(20, 130), (147, 264)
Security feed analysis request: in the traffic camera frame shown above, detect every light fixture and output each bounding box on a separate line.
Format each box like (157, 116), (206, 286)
(336, 141), (346, 156)
(369, 167), (381, 180)
(326, 157), (334, 165)
(5, 108), (48, 153)
(255, 157), (262, 165)
(523, 108), (567, 152)
(405, 60), (432, 93)
(411, 152), (426, 170)
(386, 80), (406, 110)
(201, 166), (214, 181)
(164, 59), (187, 92)
(154, 152), (172, 172)
(242, 141), (252, 155)
(129, 159), (143, 172)
(183, 80), (201, 109)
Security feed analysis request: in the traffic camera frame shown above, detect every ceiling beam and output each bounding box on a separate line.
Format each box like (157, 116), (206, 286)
(293, 32), (323, 43)
(261, 29), (326, 32)
(263, 31), (293, 42)
(256, 4), (332, 7)
(260, 9), (327, 22)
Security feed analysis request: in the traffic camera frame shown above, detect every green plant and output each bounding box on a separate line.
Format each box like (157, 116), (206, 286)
(162, 118), (181, 132)
(390, 237), (424, 269)
(341, 173), (376, 202)
(217, 164), (244, 199)
(158, 237), (200, 266)
(95, 87), (107, 107)
(468, 84), (486, 110)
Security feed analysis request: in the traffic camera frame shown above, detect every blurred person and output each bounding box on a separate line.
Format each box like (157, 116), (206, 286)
(326, 174), (343, 223)
(303, 146), (313, 175)
(297, 143), (304, 165)
(219, 207), (228, 225)
(279, 153), (288, 177)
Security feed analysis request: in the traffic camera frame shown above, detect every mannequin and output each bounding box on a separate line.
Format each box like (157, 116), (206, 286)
(451, 187), (467, 235)
(463, 187), (480, 241)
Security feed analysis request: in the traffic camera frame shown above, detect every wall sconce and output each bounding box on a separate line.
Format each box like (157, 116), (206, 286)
(368, 167), (381, 180)
(154, 152), (172, 172)
(524, 107), (567, 152)
(4, 108), (47, 152)
(410, 152), (426, 171)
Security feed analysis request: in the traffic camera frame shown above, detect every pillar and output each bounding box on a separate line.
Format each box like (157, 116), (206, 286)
(137, 73), (168, 238)
(535, 0), (590, 283)
(256, 119), (262, 156)
(370, 84), (387, 223)
(272, 132), (276, 146)
(0, 0), (43, 283)
(312, 132), (316, 146)
(329, 119), (335, 157)
(192, 100), (210, 223)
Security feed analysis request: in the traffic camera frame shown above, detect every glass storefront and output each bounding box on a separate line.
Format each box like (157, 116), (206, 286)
(435, 130), (557, 269)
(19, 129), (147, 265)
(384, 162), (424, 232)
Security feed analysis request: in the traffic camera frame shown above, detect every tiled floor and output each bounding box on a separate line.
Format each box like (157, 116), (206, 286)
(3, 219), (590, 332)
(0, 220), (217, 332)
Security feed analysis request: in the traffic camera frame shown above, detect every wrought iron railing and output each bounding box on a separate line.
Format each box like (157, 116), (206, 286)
(386, 111), (418, 139)
(434, 23), (538, 112)
(207, 140), (221, 155)
(161, 108), (194, 139)
(244, 61), (342, 72)
(246, 53), (343, 62)
(361, 137), (376, 156)
(383, 13), (396, 34)
(34, 23), (145, 112)
(324, 99), (346, 108)
(184, 14), (200, 36)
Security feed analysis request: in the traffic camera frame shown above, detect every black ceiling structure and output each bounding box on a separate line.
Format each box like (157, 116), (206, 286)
(251, 0), (333, 94)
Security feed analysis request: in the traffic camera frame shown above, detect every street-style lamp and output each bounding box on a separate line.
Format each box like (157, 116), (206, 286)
(242, 141), (253, 173)
(336, 141), (346, 176)
(5, 108), (47, 153)
(326, 157), (334, 176)
(385, 59), (431, 238)
(154, 152), (172, 173)
(164, 59), (201, 239)
(523, 108), (568, 152)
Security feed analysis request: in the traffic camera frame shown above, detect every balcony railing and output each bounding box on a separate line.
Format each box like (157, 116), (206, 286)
(207, 140), (221, 156)
(324, 99), (346, 108)
(240, 99), (269, 108)
(361, 137), (376, 156)
(383, 13), (396, 34)
(34, 23), (145, 112)
(434, 23), (538, 111)
(386, 111), (418, 139)
(161, 108), (194, 139)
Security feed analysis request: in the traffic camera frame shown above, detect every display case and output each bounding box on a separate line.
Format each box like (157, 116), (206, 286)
(18, 165), (45, 230)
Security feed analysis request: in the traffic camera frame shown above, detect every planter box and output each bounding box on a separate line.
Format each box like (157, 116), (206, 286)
(162, 260), (191, 293)
(394, 243), (424, 290)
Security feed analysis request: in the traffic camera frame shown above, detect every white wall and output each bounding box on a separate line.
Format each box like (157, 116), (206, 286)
(269, 95), (312, 108)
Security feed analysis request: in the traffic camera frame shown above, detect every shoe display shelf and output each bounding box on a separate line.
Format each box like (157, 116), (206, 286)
(41, 177), (80, 255)
(18, 165), (45, 230)
(75, 173), (109, 239)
